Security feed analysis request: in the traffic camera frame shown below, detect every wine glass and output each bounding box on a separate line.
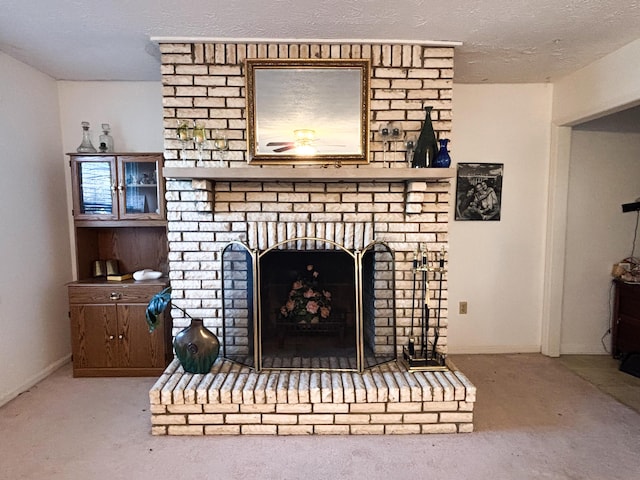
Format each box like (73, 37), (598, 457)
(193, 123), (207, 167)
(211, 129), (229, 167)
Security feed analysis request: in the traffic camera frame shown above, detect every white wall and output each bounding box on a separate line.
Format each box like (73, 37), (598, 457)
(57, 81), (164, 154)
(561, 129), (640, 353)
(448, 83), (553, 353)
(0, 53), (72, 405)
(553, 38), (640, 125)
(57, 81), (164, 277)
(543, 38), (640, 356)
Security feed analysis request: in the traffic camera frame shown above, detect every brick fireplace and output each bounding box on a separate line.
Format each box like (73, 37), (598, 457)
(150, 39), (476, 435)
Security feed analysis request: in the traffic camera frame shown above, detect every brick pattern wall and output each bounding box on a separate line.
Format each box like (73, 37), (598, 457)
(159, 41), (452, 359)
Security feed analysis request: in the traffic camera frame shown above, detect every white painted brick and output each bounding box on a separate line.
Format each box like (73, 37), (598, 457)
(279, 425), (314, 435)
(434, 372), (455, 401)
(241, 425), (278, 435)
(187, 414), (224, 424)
(458, 423), (474, 433)
(351, 425), (386, 434)
(167, 425), (204, 435)
(276, 404), (312, 414)
(298, 414), (334, 425)
(262, 414), (298, 424)
(422, 423), (457, 434)
(385, 424), (421, 434)
(349, 403), (386, 413)
(225, 413), (261, 424)
(167, 404), (203, 414)
(314, 425), (350, 435)
(204, 425), (241, 435)
(151, 415), (186, 425)
(421, 401), (459, 412)
(313, 403), (349, 414)
(203, 403), (240, 413)
(440, 412), (473, 423)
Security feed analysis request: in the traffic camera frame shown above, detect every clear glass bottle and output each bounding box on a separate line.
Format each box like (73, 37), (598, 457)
(99, 123), (114, 153)
(76, 121), (97, 153)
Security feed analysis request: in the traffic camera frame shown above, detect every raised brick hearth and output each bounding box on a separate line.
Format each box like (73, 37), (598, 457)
(150, 358), (475, 435)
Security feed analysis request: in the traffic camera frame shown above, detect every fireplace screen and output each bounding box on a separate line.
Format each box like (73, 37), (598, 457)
(221, 238), (396, 372)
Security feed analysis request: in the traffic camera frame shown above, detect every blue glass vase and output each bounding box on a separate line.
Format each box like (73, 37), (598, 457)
(434, 139), (451, 168)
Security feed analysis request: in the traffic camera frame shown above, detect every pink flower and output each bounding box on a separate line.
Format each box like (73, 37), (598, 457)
(292, 281), (303, 290)
(320, 307), (330, 318)
(303, 288), (315, 299)
(286, 300), (295, 311)
(307, 265), (314, 271)
(280, 306), (288, 316)
(306, 301), (319, 314)
(323, 290), (331, 300)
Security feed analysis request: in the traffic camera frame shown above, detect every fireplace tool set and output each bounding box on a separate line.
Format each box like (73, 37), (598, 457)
(401, 245), (448, 371)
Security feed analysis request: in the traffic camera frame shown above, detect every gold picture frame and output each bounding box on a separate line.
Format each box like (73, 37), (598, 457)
(245, 58), (370, 165)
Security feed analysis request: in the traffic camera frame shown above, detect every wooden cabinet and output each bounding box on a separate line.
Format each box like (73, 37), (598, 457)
(70, 153), (165, 222)
(67, 152), (171, 377)
(69, 281), (172, 377)
(612, 280), (640, 358)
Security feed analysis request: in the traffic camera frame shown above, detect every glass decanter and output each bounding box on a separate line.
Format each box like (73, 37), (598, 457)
(99, 123), (114, 153)
(76, 121), (97, 153)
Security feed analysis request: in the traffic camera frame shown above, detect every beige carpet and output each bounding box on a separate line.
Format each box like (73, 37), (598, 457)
(1, 354), (639, 480)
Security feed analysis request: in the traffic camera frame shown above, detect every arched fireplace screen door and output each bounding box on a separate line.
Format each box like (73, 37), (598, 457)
(221, 238), (397, 372)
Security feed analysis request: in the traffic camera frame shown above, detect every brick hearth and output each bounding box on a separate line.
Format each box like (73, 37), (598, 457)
(150, 358), (475, 435)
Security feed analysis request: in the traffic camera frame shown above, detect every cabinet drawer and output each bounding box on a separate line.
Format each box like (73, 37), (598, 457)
(69, 284), (164, 304)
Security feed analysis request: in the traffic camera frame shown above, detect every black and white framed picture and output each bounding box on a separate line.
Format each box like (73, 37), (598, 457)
(455, 163), (504, 221)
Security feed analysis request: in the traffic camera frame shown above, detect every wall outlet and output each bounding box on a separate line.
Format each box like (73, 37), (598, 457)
(459, 301), (468, 315)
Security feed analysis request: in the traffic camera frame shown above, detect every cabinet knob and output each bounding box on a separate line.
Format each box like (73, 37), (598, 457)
(110, 292), (121, 301)
(118, 334), (124, 340)
(117, 183), (124, 191)
(108, 335), (115, 340)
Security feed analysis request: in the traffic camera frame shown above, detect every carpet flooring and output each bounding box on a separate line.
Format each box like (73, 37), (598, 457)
(1, 353), (639, 480)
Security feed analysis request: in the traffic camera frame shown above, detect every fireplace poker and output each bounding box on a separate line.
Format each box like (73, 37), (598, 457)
(421, 247), (429, 358)
(409, 249), (418, 356)
(431, 247), (445, 360)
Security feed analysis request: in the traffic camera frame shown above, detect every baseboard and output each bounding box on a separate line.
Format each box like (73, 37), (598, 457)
(559, 343), (610, 355)
(446, 345), (541, 355)
(0, 354), (71, 408)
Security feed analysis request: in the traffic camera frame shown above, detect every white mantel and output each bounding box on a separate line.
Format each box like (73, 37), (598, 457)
(163, 166), (454, 182)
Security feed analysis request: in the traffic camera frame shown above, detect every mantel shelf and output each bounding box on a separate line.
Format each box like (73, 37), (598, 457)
(163, 167), (454, 182)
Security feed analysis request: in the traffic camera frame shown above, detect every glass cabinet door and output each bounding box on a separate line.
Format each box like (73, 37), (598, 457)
(118, 155), (165, 220)
(72, 156), (118, 220)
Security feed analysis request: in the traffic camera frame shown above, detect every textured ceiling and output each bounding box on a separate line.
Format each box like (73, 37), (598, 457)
(1, 0), (640, 84)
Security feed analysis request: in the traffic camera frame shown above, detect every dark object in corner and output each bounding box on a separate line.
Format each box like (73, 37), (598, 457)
(621, 201), (640, 213)
(619, 353), (640, 378)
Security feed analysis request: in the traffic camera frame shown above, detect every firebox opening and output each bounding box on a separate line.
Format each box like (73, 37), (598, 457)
(259, 250), (358, 362)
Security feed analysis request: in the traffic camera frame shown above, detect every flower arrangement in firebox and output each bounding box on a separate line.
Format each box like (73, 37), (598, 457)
(279, 264), (332, 324)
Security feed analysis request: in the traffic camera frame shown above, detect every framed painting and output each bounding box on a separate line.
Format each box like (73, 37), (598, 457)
(455, 163), (504, 221)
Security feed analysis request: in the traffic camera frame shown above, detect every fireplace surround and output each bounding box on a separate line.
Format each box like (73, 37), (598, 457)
(150, 39), (476, 434)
